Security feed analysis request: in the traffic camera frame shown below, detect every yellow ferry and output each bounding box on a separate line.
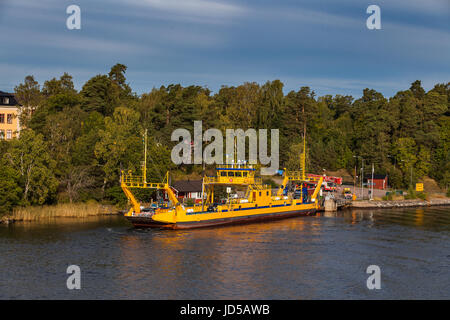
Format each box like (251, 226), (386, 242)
(121, 129), (323, 229)
(121, 164), (323, 229)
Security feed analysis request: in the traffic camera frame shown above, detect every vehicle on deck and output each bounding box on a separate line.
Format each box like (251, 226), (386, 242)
(343, 187), (353, 200)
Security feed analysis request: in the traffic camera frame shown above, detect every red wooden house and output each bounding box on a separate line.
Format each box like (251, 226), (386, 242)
(366, 174), (388, 190)
(170, 180), (204, 203)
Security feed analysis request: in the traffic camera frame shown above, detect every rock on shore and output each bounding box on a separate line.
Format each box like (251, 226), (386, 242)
(0, 216), (13, 225)
(351, 198), (450, 209)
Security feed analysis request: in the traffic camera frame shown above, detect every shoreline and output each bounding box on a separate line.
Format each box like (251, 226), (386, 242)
(349, 198), (450, 209)
(0, 203), (122, 225)
(2, 199), (449, 225)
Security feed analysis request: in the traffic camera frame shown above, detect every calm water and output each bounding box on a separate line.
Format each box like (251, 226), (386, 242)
(1, 207), (449, 299)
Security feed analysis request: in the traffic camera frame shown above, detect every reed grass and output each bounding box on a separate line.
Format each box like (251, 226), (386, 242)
(9, 203), (117, 222)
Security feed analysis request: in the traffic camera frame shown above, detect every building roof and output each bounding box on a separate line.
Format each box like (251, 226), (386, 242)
(172, 179), (203, 193)
(365, 174), (388, 180)
(0, 91), (18, 106)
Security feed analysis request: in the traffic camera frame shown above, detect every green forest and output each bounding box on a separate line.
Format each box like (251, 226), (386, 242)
(0, 64), (449, 213)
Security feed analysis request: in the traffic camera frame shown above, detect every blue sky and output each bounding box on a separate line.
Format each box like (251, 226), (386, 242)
(0, 0), (449, 97)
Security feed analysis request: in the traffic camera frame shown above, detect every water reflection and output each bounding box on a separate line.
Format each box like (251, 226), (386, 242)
(114, 217), (322, 299)
(1, 207), (449, 299)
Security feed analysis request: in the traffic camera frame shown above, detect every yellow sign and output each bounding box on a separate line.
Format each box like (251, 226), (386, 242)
(416, 183), (424, 192)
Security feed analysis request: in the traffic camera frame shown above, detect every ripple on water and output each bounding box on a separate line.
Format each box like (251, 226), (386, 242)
(0, 208), (449, 299)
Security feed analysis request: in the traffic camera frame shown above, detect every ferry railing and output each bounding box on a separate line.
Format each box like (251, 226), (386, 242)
(216, 164), (256, 169)
(203, 176), (263, 185)
(121, 172), (165, 189)
(285, 171), (319, 182)
(286, 171), (303, 180)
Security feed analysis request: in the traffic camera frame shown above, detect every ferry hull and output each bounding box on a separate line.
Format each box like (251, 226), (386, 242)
(125, 208), (316, 230)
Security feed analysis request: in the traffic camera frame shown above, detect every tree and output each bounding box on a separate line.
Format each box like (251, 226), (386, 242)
(61, 166), (95, 203)
(72, 111), (105, 166)
(42, 73), (77, 97)
(410, 80), (425, 100)
(5, 72), (450, 211)
(219, 82), (260, 130)
(352, 89), (390, 163)
(42, 108), (83, 168)
(0, 158), (22, 215)
(94, 107), (142, 189)
(14, 75), (43, 127)
(4, 130), (58, 205)
(80, 75), (117, 116)
(415, 146), (431, 178)
(28, 91), (82, 135)
(108, 63), (133, 99)
(257, 80), (284, 129)
(393, 137), (417, 187)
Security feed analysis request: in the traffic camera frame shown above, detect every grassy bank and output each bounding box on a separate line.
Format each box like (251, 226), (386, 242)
(1, 202), (120, 223)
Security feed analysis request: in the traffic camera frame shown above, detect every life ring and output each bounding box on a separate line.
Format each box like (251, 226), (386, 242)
(229, 178), (233, 182)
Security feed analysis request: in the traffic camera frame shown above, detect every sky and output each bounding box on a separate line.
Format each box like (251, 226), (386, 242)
(0, 0), (449, 98)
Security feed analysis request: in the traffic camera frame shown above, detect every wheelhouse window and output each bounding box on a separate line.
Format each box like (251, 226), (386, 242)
(220, 172), (227, 177)
(235, 171), (242, 177)
(243, 172), (248, 177)
(228, 171), (235, 177)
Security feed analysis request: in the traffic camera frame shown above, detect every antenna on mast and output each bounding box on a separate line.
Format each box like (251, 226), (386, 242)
(300, 104), (307, 181)
(143, 129), (148, 184)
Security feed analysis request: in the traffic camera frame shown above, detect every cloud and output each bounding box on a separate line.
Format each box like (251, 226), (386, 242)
(3, 0), (56, 9)
(125, 69), (448, 97)
(0, 63), (98, 92)
(0, 0), (448, 98)
(117, 0), (246, 20)
(3, 27), (155, 55)
(85, 18), (227, 49)
(253, 6), (360, 29)
(384, 0), (450, 15)
(131, 0), (244, 15)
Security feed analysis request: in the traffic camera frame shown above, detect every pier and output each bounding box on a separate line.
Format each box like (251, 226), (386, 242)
(322, 198), (352, 212)
(320, 197), (450, 212)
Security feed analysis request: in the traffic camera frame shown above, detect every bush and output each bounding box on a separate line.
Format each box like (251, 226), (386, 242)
(417, 192), (427, 200)
(0, 164), (23, 216)
(447, 189), (450, 198)
(382, 192), (393, 201)
(104, 186), (127, 206)
(404, 186), (417, 200)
